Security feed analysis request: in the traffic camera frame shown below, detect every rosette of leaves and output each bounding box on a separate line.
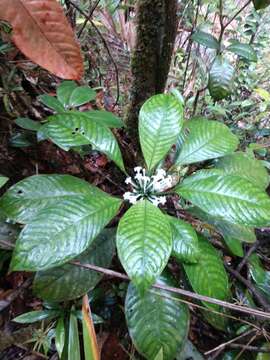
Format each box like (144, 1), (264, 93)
(1, 93), (270, 360)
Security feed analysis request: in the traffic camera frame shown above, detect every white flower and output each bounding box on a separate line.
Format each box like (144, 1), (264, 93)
(134, 166), (143, 174)
(123, 191), (140, 204)
(125, 177), (133, 185)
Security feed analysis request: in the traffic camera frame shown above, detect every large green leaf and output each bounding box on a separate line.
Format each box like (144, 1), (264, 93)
(10, 193), (121, 271)
(226, 41), (257, 62)
(125, 271), (189, 360)
(169, 216), (200, 263)
(33, 229), (115, 301)
(13, 310), (60, 324)
(69, 86), (96, 107)
(191, 30), (220, 50)
(139, 94), (183, 171)
(117, 199), (172, 294)
(208, 56), (234, 100)
(252, 0), (270, 10)
(176, 172), (270, 226)
(56, 81), (77, 108)
(248, 254), (270, 297)
(55, 317), (65, 358)
(183, 235), (230, 310)
(40, 112), (125, 171)
(188, 206), (256, 243)
(0, 175), (104, 223)
(83, 110), (124, 128)
(0, 176), (8, 188)
(39, 95), (65, 112)
(175, 119), (239, 165)
(215, 152), (269, 189)
(223, 236), (244, 257)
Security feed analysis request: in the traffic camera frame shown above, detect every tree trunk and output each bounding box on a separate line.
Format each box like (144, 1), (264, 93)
(125, 0), (179, 148)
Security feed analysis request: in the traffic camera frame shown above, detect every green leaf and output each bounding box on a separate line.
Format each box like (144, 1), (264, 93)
(56, 81), (77, 108)
(10, 192), (121, 271)
(13, 310), (60, 324)
(68, 310), (81, 360)
(223, 237), (244, 257)
(55, 317), (65, 358)
(39, 95), (65, 112)
(183, 235), (230, 311)
(33, 229), (115, 301)
(215, 152), (269, 190)
(169, 216), (200, 263)
(0, 176), (8, 188)
(117, 199), (172, 294)
(188, 206), (256, 244)
(0, 174), (104, 223)
(227, 42), (257, 62)
(191, 30), (220, 50)
(83, 110), (124, 128)
(139, 94), (183, 171)
(15, 118), (41, 131)
(252, 0), (270, 10)
(69, 86), (96, 107)
(208, 56), (234, 100)
(154, 348), (163, 360)
(125, 271), (189, 360)
(248, 254), (270, 297)
(176, 172), (270, 226)
(41, 112), (125, 171)
(175, 119), (239, 165)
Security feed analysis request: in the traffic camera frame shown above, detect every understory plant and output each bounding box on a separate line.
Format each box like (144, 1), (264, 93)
(1, 89), (270, 359)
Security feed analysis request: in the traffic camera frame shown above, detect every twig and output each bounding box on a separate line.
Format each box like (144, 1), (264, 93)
(229, 343), (270, 353)
(204, 329), (258, 356)
(237, 242), (258, 273)
(225, 264), (270, 312)
(224, 0), (252, 28)
(0, 278), (32, 312)
(78, 0), (102, 38)
(70, 261), (270, 320)
(69, 0), (120, 107)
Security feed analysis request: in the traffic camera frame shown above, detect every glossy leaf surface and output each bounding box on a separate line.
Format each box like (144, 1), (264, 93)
(175, 119), (239, 165)
(13, 310), (60, 324)
(0, 176), (8, 188)
(0, 175), (104, 223)
(69, 86), (96, 107)
(0, 0), (83, 79)
(57, 81), (77, 107)
(69, 311), (81, 360)
(183, 235), (230, 310)
(177, 173), (270, 226)
(15, 118), (41, 131)
(215, 152), (269, 189)
(117, 200), (172, 294)
(188, 206), (256, 243)
(191, 30), (220, 50)
(10, 193), (121, 271)
(227, 42), (257, 62)
(83, 110), (124, 128)
(139, 94), (183, 170)
(125, 272), (189, 360)
(33, 229), (115, 301)
(169, 216), (200, 263)
(248, 254), (270, 297)
(41, 112), (125, 171)
(208, 56), (234, 100)
(39, 95), (65, 113)
(55, 317), (65, 358)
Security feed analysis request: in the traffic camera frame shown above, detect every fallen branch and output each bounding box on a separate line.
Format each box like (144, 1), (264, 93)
(70, 261), (270, 320)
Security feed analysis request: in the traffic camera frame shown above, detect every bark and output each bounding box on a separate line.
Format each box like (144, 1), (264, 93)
(125, 0), (179, 147)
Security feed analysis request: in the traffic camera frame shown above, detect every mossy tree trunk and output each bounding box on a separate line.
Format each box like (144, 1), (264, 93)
(125, 0), (179, 149)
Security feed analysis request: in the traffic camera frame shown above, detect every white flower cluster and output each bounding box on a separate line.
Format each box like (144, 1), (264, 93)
(123, 167), (173, 207)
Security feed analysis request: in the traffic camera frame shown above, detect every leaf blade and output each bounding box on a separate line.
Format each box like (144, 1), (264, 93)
(82, 295), (100, 360)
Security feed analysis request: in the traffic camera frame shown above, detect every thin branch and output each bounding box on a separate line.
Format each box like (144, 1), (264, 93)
(78, 0), (102, 38)
(225, 263), (270, 312)
(229, 343), (270, 353)
(237, 242), (258, 273)
(204, 329), (258, 356)
(69, 0), (120, 107)
(71, 261), (270, 320)
(224, 0), (252, 28)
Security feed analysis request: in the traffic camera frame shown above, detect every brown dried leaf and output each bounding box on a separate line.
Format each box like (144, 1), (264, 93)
(0, 0), (83, 79)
